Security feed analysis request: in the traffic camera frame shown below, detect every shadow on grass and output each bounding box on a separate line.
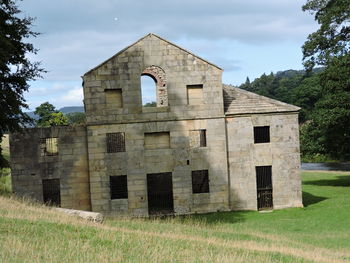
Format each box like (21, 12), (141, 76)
(161, 210), (252, 225)
(302, 191), (327, 207)
(303, 175), (350, 187)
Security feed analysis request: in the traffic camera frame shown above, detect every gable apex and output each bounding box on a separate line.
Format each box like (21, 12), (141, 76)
(84, 33), (222, 76)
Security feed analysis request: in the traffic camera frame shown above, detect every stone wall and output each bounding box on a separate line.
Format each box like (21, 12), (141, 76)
(87, 118), (229, 216)
(10, 126), (91, 210)
(226, 113), (303, 210)
(82, 34), (224, 125)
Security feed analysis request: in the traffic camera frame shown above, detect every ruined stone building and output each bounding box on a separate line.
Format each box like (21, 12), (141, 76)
(10, 34), (303, 216)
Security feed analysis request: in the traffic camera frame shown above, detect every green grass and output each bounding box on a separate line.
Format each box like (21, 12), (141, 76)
(0, 168), (11, 196)
(0, 171), (349, 262)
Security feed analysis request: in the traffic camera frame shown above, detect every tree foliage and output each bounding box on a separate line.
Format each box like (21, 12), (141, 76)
(239, 69), (323, 123)
(34, 102), (68, 127)
(0, 0), (44, 167)
(66, 112), (86, 125)
(301, 0), (350, 160)
(302, 0), (350, 69)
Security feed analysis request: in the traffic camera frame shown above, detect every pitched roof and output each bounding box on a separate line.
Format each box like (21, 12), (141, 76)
(223, 85), (300, 115)
(84, 33), (222, 76)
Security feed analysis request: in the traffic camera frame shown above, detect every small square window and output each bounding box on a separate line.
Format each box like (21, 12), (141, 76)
(43, 138), (58, 156)
(110, 175), (128, 199)
(144, 132), (170, 149)
(105, 89), (123, 108)
(254, 126), (270, 143)
(107, 132), (126, 153)
(187, 84), (203, 105)
(189, 129), (206, 148)
(192, 170), (209, 193)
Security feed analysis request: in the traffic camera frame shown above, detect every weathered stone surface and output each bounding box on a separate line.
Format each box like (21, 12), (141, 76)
(55, 208), (103, 223)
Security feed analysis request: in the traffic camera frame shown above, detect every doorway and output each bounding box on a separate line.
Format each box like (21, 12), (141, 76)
(256, 166), (273, 210)
(147, 172), (174, 215)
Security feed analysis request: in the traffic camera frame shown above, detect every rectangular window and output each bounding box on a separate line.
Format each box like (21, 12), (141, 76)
(199, 129), (206, 147)
(105, 89), (123, 108)
(107, 132), (126, 153)
(191, 170), (209, 193)
(42, 178), (61, 206)
(45, 138), (58, 156)
(187, 84), (203, 105)
(254, 126), (270, 143)
(110, 175), (128, 199)
(189, 129), (207, 148)
(256, 166), (273, 210)
(144, 132), (170, 149)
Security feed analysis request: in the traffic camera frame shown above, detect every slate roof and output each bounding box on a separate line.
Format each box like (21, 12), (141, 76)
(223, 84), (300, 115)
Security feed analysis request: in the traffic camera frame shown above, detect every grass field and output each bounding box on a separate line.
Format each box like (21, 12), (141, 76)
(0, 171), (349, 263)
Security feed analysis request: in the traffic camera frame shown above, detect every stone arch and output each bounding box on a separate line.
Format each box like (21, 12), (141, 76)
(141, 65), (168, 107)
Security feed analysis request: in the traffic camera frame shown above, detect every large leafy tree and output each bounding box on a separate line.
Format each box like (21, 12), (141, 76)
(302, 0), (349, 69)
(0, 0), (44, 167)
(302, 0), (350, 160)
(34, 102), (68, 127)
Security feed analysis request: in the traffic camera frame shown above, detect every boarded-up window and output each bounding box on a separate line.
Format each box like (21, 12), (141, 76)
(107, 132), (125, 153)
(254, 126), (270, 143)
(190, 129), (207, 148)
(45, 138), (58, 156)
(42, 179), (61, 206)
(110, 175), (128, 199)
(187, 85), (203, 105)
(144, 132), (170, 149)
(192, 170), (209, 193)
(105, 89), (123, 108)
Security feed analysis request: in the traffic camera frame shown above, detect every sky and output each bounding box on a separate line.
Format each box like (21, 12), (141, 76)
(18, 0), (318, 110)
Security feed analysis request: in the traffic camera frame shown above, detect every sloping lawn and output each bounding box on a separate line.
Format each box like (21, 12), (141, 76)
(0, 171), (349, 262)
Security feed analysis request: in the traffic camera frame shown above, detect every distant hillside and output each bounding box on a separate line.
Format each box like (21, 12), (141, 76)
(25, 106), (84, 120)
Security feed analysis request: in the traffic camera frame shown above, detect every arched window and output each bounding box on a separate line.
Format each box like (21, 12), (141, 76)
(141, 66), (168, 107)
(141, 75), (157, 107)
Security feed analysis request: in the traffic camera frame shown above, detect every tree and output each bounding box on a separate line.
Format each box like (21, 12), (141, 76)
(302, 0), (350, 69)
(66, 112), (86, 125)
(0, 0), (44, 167)
(48, 112), (68, 126)
(35, 102), (68, 127)
(143, 101), (157, 107)
(301, 0), (350, 160)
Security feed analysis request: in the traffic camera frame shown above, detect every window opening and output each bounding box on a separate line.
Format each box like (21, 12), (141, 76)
(110, 175), (128, 199)
(254, 126), (270, 143)
(190, 129), (206, 148)
(141, 75), (157, 106)
(192, 170), (209, 193)
(42, 137), (58, 156)
(107, 132), (126, 153)
(144, 132), (170, 149)
(105, 89), (123, 109)
(187, 84), (203, 105)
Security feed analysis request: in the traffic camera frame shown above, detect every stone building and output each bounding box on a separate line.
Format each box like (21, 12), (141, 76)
(10, 34), (303, 216)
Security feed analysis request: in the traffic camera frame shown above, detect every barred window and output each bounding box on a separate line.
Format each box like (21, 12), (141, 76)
(42, 138), (58, 156)
(254, 126), (270, 143)
(107, 132), (125, 153)
(192, 170), (209, 193)
(110, 175), (128, 199)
